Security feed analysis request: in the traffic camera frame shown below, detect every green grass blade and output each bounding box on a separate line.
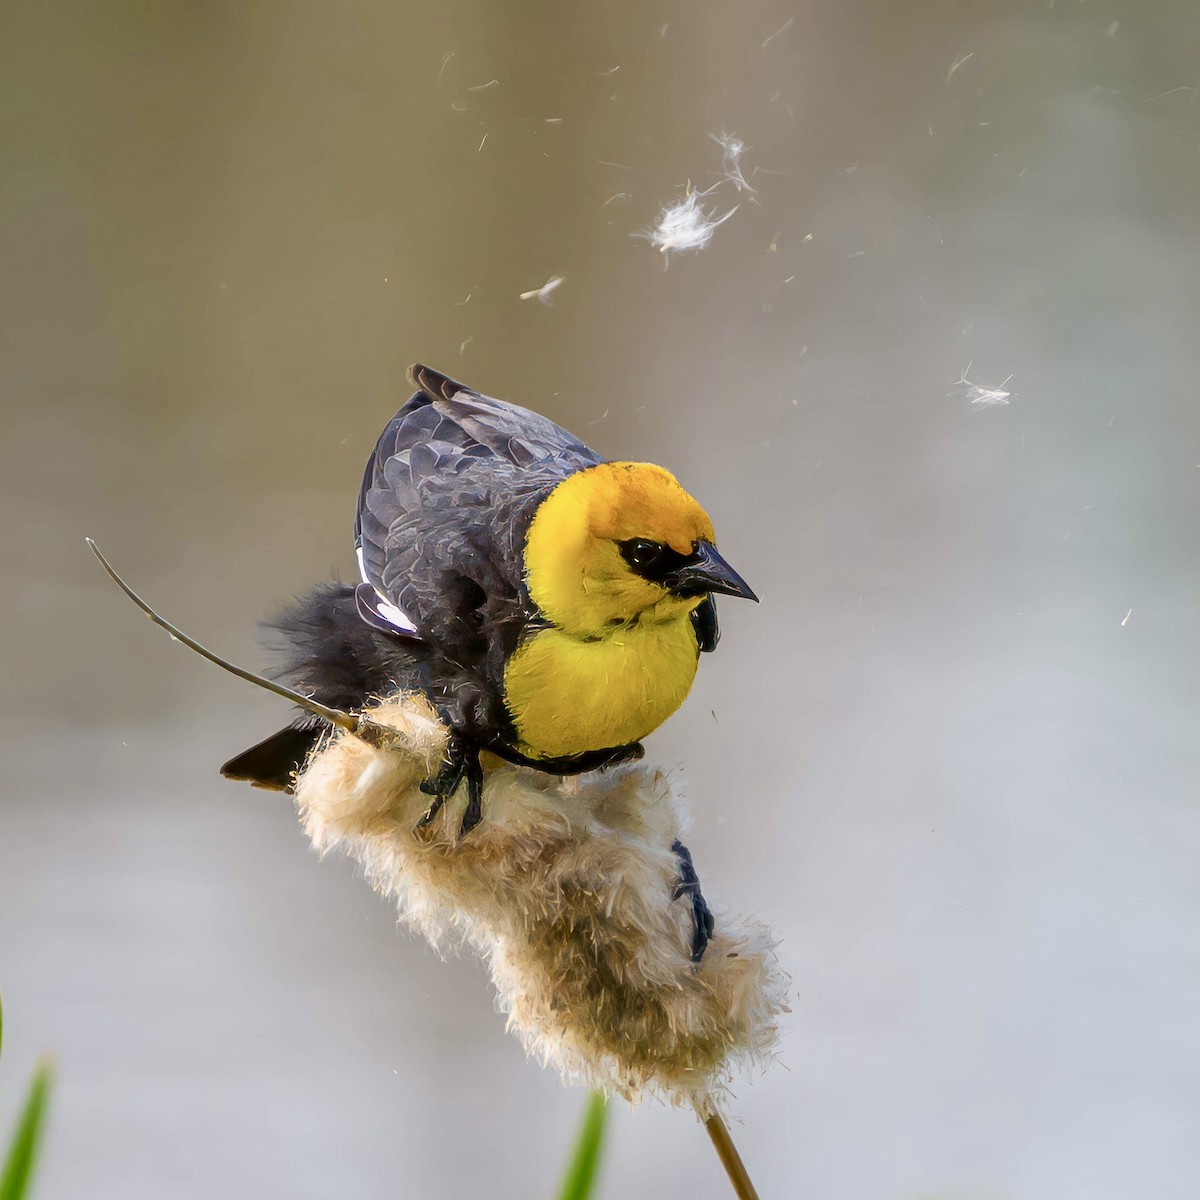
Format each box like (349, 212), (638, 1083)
(0, 1061), (53, 1200)
(556, 1090), (608, 1200)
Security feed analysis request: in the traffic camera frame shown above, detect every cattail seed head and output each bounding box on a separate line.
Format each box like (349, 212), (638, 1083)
(294, 694), (788, 1115)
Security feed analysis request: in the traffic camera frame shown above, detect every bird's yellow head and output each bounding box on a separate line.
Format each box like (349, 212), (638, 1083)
(523, 461), (756, 638)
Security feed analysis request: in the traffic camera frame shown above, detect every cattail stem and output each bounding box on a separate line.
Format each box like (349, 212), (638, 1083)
(704, 1113), (761, 1200)
(84, 537), (358, 733)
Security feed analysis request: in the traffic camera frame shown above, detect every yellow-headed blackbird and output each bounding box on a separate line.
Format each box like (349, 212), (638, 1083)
(222, 364), (756, 958)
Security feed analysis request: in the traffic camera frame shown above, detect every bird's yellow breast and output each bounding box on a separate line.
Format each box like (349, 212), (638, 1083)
(502, 615), (701, 760)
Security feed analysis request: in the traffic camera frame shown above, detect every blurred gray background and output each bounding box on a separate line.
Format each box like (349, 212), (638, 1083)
(3, 1), (1199, 1197)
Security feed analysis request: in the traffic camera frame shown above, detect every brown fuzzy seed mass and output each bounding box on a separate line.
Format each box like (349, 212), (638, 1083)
(293, 693), (788, 1114)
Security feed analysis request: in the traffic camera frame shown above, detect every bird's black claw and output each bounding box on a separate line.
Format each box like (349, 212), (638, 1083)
(416, 737), (485, 834)
(671, 838), (715, 963)
(416, 793), (445, 827)
(458, 753), (485, 837)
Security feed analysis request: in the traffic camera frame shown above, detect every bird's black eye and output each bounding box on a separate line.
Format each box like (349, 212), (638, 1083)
(619, 538), (666, 570)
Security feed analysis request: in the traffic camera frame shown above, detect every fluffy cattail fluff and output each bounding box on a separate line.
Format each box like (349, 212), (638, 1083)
(294, 693), (788, 1116)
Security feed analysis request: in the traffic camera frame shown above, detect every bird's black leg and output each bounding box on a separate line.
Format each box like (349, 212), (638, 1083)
(459, 751), (485, 837)
(418, 734), (477, 830)
(671, 838), (715, 963)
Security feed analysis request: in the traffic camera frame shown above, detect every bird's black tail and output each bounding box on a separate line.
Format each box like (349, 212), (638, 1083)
(220, 724), (324, 793)
(221, 581), (423, 792)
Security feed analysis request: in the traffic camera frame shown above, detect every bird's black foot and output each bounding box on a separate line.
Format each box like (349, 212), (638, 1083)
(671, 838), (715, 963)
(418, 736), (485, 837)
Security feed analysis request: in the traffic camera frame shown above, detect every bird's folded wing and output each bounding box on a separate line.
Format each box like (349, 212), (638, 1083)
(354, 368), (601, 651)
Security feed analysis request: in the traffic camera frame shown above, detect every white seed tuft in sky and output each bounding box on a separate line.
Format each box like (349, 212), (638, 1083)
(640, 188), (738, 257)
(637, 132), (754, 258)
(519, 274), (565, 305)
(946, 51), (975, 83)
(711, 131), (756, 193)
(952, 361), (1014, 409)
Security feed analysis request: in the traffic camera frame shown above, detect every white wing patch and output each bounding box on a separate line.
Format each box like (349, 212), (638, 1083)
(356, 544), (420, 635)
(371, 595), (419, 634)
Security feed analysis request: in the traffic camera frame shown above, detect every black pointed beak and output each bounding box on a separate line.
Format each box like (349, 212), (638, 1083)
(665, 541), (759, 602)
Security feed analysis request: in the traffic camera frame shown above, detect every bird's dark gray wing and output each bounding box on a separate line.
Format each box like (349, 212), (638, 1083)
(354, 364), (601, 653)
(403, 364), (602, 471)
